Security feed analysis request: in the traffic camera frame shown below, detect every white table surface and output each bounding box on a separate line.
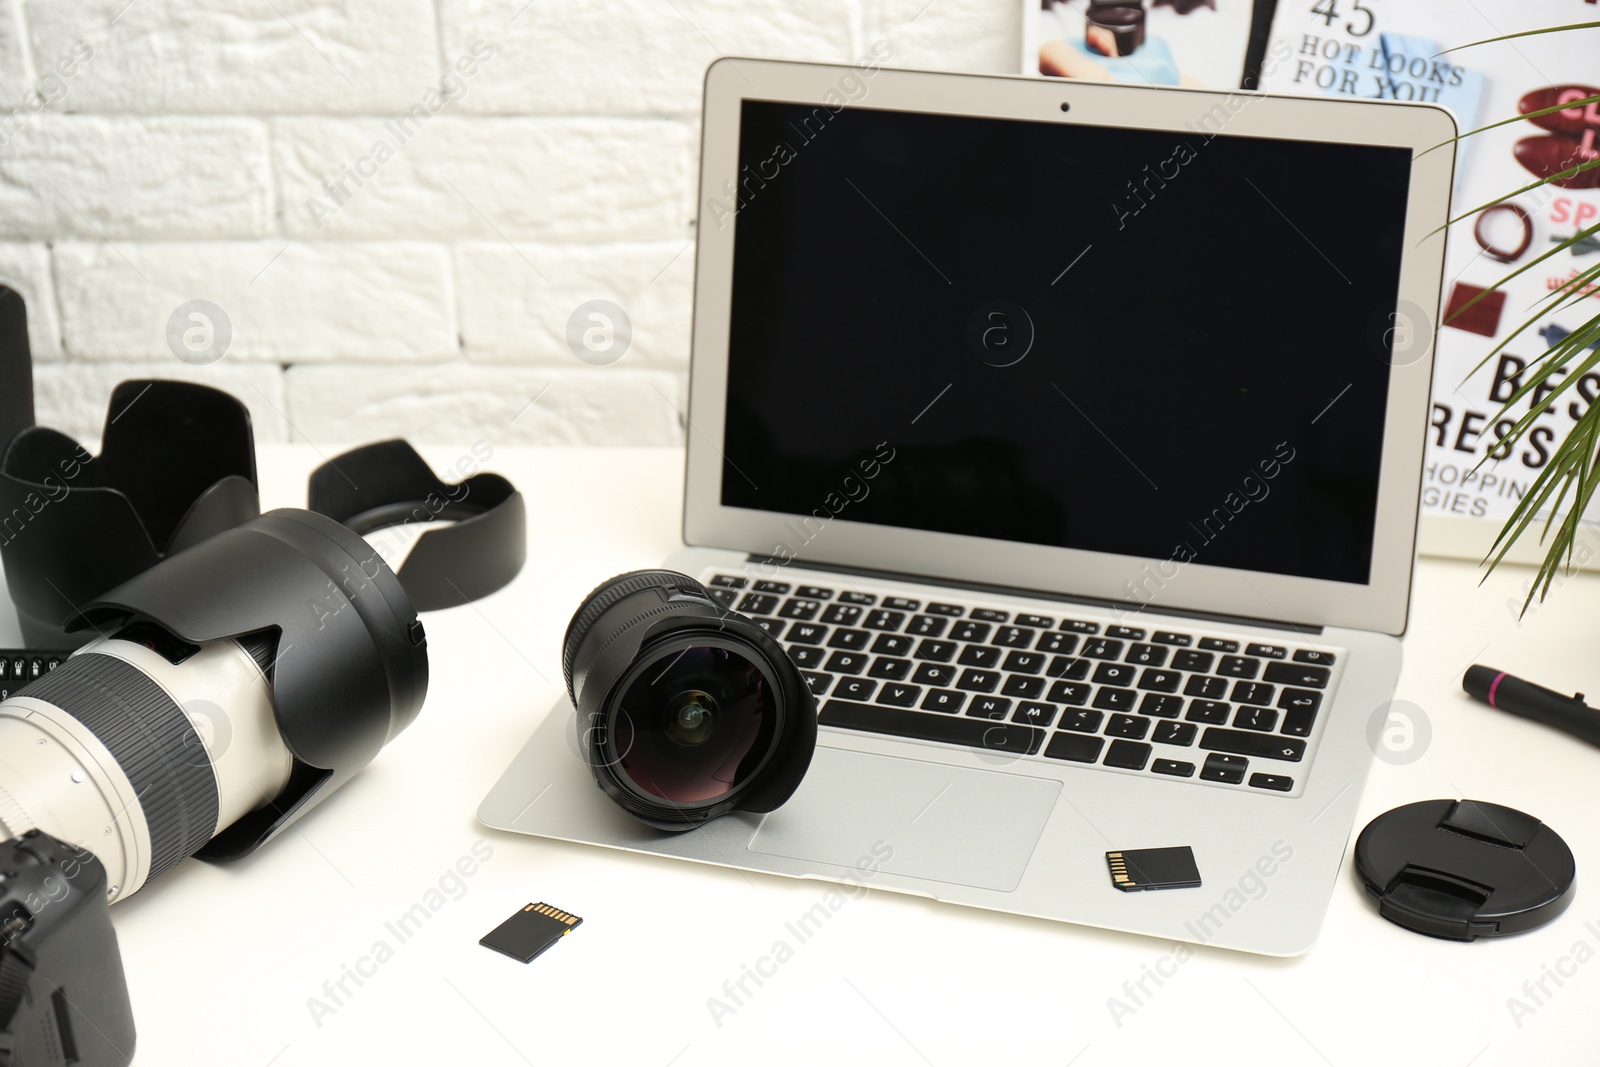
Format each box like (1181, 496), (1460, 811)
(32, 443), (1600, 1067)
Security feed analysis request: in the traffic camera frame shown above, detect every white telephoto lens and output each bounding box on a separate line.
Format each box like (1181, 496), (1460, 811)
(0, 633), (292, 902)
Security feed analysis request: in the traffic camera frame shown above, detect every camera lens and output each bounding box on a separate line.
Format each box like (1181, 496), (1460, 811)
(564, 570), (816, 830)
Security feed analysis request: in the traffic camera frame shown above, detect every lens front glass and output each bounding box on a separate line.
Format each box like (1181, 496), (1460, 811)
(611, 643), (777, 805)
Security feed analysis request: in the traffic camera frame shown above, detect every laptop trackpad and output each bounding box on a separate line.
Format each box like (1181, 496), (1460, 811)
(746, 748), (1060, 892)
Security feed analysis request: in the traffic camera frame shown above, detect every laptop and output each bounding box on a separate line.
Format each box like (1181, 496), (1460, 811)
(481, 59), (1455, 956)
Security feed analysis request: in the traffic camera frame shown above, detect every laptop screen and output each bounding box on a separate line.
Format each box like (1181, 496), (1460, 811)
(720, 99), (1414, 585)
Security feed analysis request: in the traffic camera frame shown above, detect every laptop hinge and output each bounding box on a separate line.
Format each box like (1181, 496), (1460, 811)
(743, 555), (1324, 636)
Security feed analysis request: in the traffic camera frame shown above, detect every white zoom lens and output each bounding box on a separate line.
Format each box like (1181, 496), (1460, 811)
(0, 631), (292, 903)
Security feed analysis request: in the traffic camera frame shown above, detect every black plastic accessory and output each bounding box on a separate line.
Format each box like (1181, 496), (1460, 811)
(69, 508), (428, 861)
(308, 439), (525, 610)
(0, 831), (135, 1067)
(0, 285), (33, 456)
(563, 570), (817, 831)
(1354, 798), (1576, 941)
(1463, 664), (1600, 747)
(0, 380), (259, 647)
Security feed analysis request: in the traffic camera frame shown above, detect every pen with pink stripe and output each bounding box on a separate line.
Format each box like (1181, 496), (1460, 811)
(1464, 665), (1600, 748)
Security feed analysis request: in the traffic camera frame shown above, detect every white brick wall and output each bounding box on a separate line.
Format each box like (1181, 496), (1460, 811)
(0, 0), (1020, 448)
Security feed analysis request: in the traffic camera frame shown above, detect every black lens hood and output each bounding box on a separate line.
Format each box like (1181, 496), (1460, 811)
(0, 380), (259, 646)
(564, 570), (817, 830)
(65, 508), (429, 860)
(308, 439), (525, 611)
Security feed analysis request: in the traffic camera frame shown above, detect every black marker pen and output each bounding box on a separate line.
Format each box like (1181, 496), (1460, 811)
(1463, 665), (1600, 748)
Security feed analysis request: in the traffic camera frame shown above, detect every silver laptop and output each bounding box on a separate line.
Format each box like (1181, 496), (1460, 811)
(481, 59), (1455, 956)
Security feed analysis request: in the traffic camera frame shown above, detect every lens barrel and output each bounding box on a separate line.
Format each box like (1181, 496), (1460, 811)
(564, 570), (816, 830)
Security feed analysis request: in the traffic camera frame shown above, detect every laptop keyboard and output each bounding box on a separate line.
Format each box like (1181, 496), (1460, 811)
(705, 571), (1342, 798)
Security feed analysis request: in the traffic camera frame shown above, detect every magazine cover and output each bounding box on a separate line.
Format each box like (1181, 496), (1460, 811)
(1256, 1), (1599, 566)
(1022, 0), (1265, 89)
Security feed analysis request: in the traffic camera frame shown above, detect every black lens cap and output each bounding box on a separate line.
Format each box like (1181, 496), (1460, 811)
(1354, 799), (1575, 941)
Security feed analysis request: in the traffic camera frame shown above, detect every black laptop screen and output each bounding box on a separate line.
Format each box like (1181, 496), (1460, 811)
(719, 98), (1413, 585)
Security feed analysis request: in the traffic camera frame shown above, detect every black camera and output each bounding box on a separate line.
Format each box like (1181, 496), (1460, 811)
(0, 831), (135, 1067)
(563, 570), (817, 830)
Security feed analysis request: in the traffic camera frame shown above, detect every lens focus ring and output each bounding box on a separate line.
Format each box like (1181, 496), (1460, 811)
(562, 569), (703, 699)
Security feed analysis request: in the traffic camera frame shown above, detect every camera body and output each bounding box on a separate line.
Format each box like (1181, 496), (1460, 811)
(0, 831), (134, 1067)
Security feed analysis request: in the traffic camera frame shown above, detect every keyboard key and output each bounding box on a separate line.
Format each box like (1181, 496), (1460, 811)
(836, 677), (878, 701)
(1137, 669), (1181, 693)
(951, 621), (992, 643)
(1230, 681), (1275, 706)
(1282, 708), (1318, 737)
(754, 580), (790, 594)
(1092, 687), (1136, 712)
(868, 657), (911, 681)
(1246, 643), (1287, 660)
(1093, 662), (1137, 687)
(1184, 676), (1229, 699)
(1126, 643), (1168, 667)
(907, 615), (948, 637)
(828, 629), (871, 650)
(1170, 650), (1214, 673)
(921, 688), (965, 713)
(737, 593), (780, 614)
(1106, 626), (1145, 640)
(1060, 619), (1101, 634)
(1103, 740), (1152, 770)
(1059, 708), (1102, 732)
(1233, 706), (1279, 732)
(1138, 693), (1184, 718)
(967, 695), (1013, 720)
(1185, 700), (1231, 724)
(992, 626), (1037, 648)
(1036, 631), (1079, 655)
(790, 646), (826, 668)
(957, 669), (1000, 693)
(1263, 663), (1331, 689)
(826, 651), (869, 674)
(753, 618), (786, 639)
(1081, 639), (1123, 660)
(1199, 637), (1239, 652)
(1014, 701), (1057, 727)
(911, 663), (957, 687)
(1199, 729), (1306, 762)
(802, 672), (832, 697)
(1293, 649), (1337, 666)
(839, 591), (876, 605)
(1049, 681), (1091, 706)
(787, 623), (827, 645)
(1044, 732), (1104, 763)
(877, 683), (921, 707)
(777, 598), (819, 620)
(709, 574), (747, 588)
(970, 608), (1009, 623)
(1152, 631), (1192, 646)
(1217, 656), (1260, 679)
(1249, 773), (1294, 792)
(915, 639), (957, 662)
(821, 604), (863, 626)
(1046, 655), (1090, 680)
(1000, 675), (1045, 699)
(883, 597), (920, 611)
(926, 602), (964, 616)
(710, 588), (737, 607)
(1016, 614), (1054, 628)
(958, 645), (1001, 668)
(864, 610), (906, 631)
(796, 585), (833, 599)
(1152, 758), (1195, 777)
(871, 634), (914, 656)
(819, 700), (1043, 755)
(1200, 753), (1247, 784)
(1153, 721), (1197, 746)
(1002, 651), (1046, 674)
(1106, 714), (1150, 739)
